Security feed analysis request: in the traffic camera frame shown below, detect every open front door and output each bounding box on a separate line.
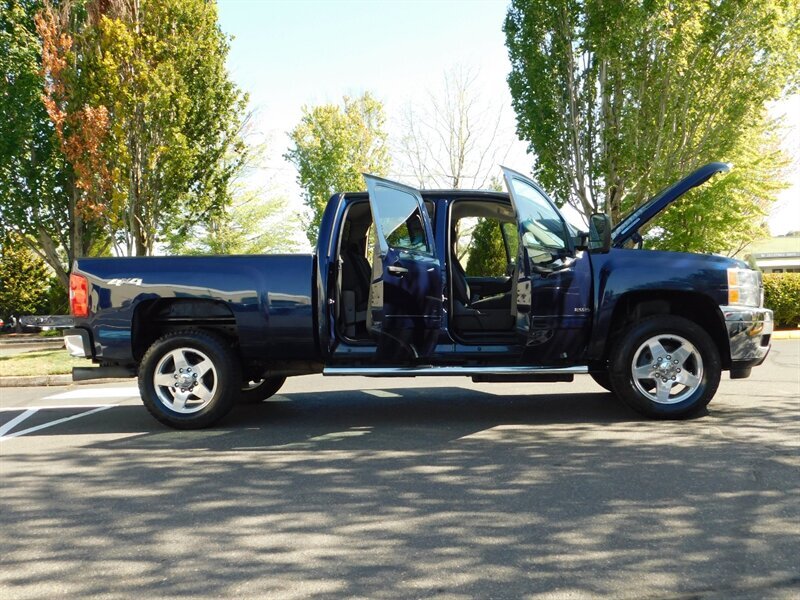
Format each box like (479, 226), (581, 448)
(501, 167), (592, 362)
(363, 175), (443, 362)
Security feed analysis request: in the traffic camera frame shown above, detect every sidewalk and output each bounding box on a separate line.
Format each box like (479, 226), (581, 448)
(772, 329), (800, 340)
(0, 334), (64, 356)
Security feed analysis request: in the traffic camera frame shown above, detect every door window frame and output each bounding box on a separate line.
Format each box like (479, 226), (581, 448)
(501, 167), (575, 264)
(363, 175), (437, 260)
(331, 196), (438, 348)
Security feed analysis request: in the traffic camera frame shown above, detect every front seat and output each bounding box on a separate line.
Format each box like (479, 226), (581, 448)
(451, 241), (513, 331)
(452, 245), (512, 309)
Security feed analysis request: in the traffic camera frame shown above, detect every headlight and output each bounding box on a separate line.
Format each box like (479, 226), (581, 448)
(727, 268), (761, 307)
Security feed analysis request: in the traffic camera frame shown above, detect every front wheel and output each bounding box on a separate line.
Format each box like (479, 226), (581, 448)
(609, 316), (721, 419)
(138, 330), (241, 429)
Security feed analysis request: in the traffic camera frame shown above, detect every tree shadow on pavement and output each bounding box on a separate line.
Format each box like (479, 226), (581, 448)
(1, 387), (798, 599)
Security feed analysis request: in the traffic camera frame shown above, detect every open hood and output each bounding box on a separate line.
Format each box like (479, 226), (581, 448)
(611, 162), (731, 247)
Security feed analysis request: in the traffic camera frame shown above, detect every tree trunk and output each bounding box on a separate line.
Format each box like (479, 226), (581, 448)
(35, 229), (69, 290)
(70, 184), (84, 274)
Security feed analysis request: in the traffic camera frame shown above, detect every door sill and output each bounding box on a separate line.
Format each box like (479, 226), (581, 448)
(323, 365), (588, 377)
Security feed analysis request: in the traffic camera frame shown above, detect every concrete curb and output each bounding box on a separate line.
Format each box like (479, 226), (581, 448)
(772, 330), (800, 340)
(0, 375), (134, 388)
(0, 338), (64, 346)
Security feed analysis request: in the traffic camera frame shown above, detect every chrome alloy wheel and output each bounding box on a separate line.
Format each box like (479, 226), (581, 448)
(153, 347), (218, 414)
(631, 334), (703, 405)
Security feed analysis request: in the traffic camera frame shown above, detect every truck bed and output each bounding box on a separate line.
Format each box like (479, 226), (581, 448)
(73, 254), (318, 364)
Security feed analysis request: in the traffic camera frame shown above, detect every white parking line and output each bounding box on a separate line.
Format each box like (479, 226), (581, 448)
(0, 405), (112, 441)
(0, 404), (118, 413)
(362, 389), (401, 398)
(42, 386), (140, 401)
(0, 409), (37, 437)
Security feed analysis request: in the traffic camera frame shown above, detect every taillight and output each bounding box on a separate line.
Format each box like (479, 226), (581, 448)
(69, 273), (89, 317)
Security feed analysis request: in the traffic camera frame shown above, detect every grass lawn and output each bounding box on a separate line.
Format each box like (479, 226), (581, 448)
(0, 349), (91, 377)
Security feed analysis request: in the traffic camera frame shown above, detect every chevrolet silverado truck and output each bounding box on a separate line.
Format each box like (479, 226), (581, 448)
(64, 164), (773, 429)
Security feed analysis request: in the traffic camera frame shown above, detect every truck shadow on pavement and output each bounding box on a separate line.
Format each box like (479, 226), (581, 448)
(2, 387), (798, 599)
(5, 387), (648, 448)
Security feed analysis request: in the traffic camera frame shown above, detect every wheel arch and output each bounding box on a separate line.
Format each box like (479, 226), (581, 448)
(132, 298), (238, 362)
(600, 290), (730, 369)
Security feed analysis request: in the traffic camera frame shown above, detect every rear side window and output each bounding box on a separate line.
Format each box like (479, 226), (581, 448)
(386, 207), (430, 254)
(364, 200), (435, 261)
(371, 186), (433, 256)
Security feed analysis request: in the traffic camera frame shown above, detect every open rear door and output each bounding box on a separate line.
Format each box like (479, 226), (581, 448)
(363, 175), (443, 361)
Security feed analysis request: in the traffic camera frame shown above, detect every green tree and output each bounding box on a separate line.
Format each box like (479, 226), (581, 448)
(1, 0), (248, 287)
(0, 0), (108, 289)
(285, 93), (390, 245)
(69, 0), (248, 255)
(466, 219), (508, 277)
(648, 120), (788, 254)
(0, 235), (51, 318)
(166, 191), (300, 256)
(505, 0), (800, 251)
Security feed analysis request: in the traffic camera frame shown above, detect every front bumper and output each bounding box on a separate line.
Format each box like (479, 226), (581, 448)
(720, 305), (773, 367)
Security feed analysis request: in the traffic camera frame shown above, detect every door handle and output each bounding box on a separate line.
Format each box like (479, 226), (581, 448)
(388, 265), (408, 275)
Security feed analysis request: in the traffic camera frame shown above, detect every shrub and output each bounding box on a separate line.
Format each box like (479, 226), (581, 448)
(763, 273), (800, 328)
(43, 277), (69, 315)
(0, 235), (51, 318)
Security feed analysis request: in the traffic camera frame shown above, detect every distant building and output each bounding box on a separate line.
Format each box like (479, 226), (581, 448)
(744, 234), (800, 273)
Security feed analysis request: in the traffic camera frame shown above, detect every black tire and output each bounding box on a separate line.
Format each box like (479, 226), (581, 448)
(138, 329), (241, 429)
(239, 376), (287, 404)
(590, 372), (614, 392)
(608, 315), (721, 419)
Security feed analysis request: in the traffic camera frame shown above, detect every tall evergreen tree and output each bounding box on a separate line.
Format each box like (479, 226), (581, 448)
(466, 219), (508, 277)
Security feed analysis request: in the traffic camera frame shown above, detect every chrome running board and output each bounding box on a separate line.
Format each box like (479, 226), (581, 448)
(323, 365), (589, 377)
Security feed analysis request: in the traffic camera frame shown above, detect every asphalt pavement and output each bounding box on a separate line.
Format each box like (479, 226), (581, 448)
(1, 341), (798, 599)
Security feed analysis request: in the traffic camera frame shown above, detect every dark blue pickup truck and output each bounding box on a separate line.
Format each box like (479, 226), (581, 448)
(64, 164), (773, 429)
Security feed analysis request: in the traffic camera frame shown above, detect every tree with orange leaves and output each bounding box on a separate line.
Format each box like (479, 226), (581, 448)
(1, 0), (109, 290)
(1, 0), (247, 288)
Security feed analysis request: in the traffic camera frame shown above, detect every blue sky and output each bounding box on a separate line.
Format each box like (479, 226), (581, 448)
(218, 0), (515, 120)
(216, 0), (528, 221)
(218, 0), (799, 237)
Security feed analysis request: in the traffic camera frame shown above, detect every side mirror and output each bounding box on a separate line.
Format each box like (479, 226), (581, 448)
(574, 231), (589, 250)
(589, 213), (612, 253)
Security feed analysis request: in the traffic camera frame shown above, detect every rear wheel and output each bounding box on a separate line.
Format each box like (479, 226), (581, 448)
(139, 330), (240, 429)
(609, 316), (721, 418)
(239, 376), (286, 404)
